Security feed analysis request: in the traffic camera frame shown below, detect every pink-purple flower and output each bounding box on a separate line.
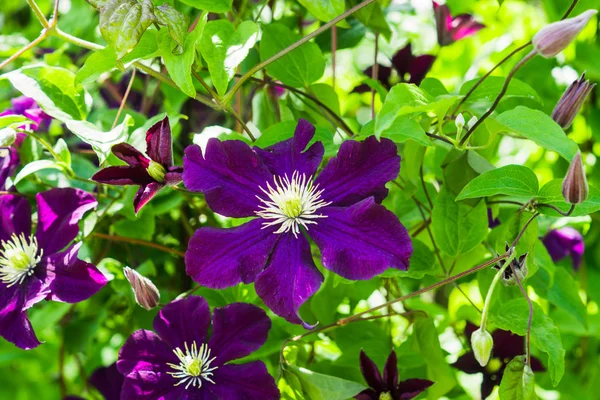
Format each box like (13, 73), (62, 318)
(92, 117), (183, 213)
(117, 296), (279, 399)
(183, 119), (412, 327)
(433, 1), (485, 46)
(356, 350), (433, 400)
(0, 96), (51, 132)
(542, 227), (584, 269)
(0, 188), (107, 349)
(0, 148), (19, 190)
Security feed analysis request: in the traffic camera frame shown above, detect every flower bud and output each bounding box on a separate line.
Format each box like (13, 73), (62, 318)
(124, 267), (160, 310)
(562, 151), (588, 204)
(467, 116), (478, 131)
(471, 328), (494, 367)
(0, 128), (17, 147)
(455, 113), (465, 130)
(552, 73), (595, 129)
(147, 160), (166, 183)
(533, 10), (598, 58)
(495, 245), (529, 286)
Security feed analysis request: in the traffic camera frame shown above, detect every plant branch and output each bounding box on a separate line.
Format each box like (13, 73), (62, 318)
(224, 0), (377, 103)
(511, 262), (533, 366)
(0, 33), (48, 70)
(26, 0), (49, 28)
(91, 233), (185, 257)
(112, 67), (136, 129)
(535, 203), (576, 216)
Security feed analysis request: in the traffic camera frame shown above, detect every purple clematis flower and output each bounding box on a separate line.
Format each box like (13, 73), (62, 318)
(117, 295), (279, 399)
(0, 96), (52, 132)
(0, 188), (107, 349)
(183, 119), (412, 327)
(355, 44), (436, 93)
(92, 117), (183, 213)
(453, 323), (544, 399)
(65, 363), (124, 400)
(542, 227), (584, 270)
(0, 147), (19, 190)
(433, 1), (485, 46)
(356, 350), (433, 400)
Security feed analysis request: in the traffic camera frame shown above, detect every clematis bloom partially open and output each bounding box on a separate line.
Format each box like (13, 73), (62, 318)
(433, 1), (485, 46)
(183, 119), (413, 327)
(92, 117), (183, 213)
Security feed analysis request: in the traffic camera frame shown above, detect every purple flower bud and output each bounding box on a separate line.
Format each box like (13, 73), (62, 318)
(533, 10), (598, 58)
(124, 267), (160, 310)
(552, 73), (595, 129)
(562, 151), (588, 204)
(542, 227), (584, 269)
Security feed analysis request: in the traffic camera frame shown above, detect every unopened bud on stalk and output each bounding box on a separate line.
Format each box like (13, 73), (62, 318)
(124, 267), (160, 310)
(533, 10), (598, 58)
(467, 116), (478, 131)
(552, 73), (595, 129)
(562, 151), (588, 204)
(471, 328), (494, 367)
(455, 113), (465, 130)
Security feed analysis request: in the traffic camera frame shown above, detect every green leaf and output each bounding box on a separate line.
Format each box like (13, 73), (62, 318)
(349, 0), (392, 40)
(178, 0), (232, 12)
(492, 298), (566, 386)
(432, 187), (488, 256)
(3, 65), (89, 121)
(498, 356), (537, 400)
(495, 106), (579, 161)
(495, 211), (538, 256)
(377, 117), (430, 146)
(535, 179), (600, 217)
(460, 77), (541, 104)
(158, 12), (207, 98)
(375, 84), (431, 139)
(384, 239), (440, 279)
(98, 0), (155, 60)
(53, 138), (71, 167)
(283, 364), (366, 400)
(0, 115), (29, 129)
(14, 160), (62, 185)
(155, 4), (189, 47)
(200, 20), (258, 96)
(65, 115), (134, 164)
(297, 0), (348, 27)
(456, 165), (539, 200)
(76, 46), (118, 85)
(548, 268), (587, 328)
(260, 23), (325, 88)
(120, 29), (160, 64)
(115, 204), (156, 239)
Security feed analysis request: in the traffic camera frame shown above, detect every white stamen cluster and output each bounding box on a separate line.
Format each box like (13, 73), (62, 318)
(256, 171), (330, 237)
(167, 342), (218, 390)
(0, 233), (42, 287)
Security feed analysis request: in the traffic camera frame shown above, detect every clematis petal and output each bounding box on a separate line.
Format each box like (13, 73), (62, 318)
(183, 141), (273, 218)
(92, 166), (154, 186)
(451, 15), (485, 41)
(146, 117), (173, 166)
(359, 350), (385, 392)
(0, 193), (31, 242)
(133, 182), (164, 214)
(117, 329), (176, 376)
(452, 352), (481, 374)
(398, 379), (434, 399)
(255, 233), (323, 327)
(207, 362), (280, 400)
(315, 136), (400, 207)
(309, 198), (412, 280)
(120, 371), (184, 400)
(112, 143), (151, 168)
(164, 166), (183, 186)
(208, 303), (271, 365)
(89, 364), (125, 400)
(354, 389), (379, 400)
(408, 55), (436, 85)
(481, 374), (497, 400)
(383, 351), (399, 390)
(35, 188), (97, 255)
(45, 243), (107, 303)
(152, 296), (211, 350)
(0, 147), (20, 190)
(0, 284), (40, 350)
(254, 119), (324, 177)
(543, 227), (584, 269)
(185, 219), (278, 289)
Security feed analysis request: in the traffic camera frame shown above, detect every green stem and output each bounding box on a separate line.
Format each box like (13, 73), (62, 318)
(511, 262), (533, 366)
(480, 251), (517, 330)
(26, 0), (49, 28)
(223, 0), (377, 104)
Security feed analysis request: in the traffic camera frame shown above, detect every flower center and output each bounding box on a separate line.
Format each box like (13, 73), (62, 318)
(379, 392), (393, 400)
(147, 160), (166, 183)
(255, 171), (331, 238)
(167, 341), (218, 390)
(0, 233), (42, 287)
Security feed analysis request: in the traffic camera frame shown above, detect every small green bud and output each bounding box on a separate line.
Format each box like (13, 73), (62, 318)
(147, 160), (166, 183)
(455, 113), (465, 130)
(471, 328), (494, 367)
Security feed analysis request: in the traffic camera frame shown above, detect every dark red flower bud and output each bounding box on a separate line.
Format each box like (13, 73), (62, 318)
(124, 267), (160, 310)
(562, 151), (588, 204)
(552, 73), (595, 129)
(533, 10), (597, 58)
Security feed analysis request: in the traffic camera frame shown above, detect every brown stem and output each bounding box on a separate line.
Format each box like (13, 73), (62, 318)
(511, 262), (533, 366)
(371, 32), (379, 120)
(331, 26), (337, 90)
(0, 33), (47, 70)
(91, 233), (185, 257)
(535, 202), (576, 216)
(112, 68), (136, 129)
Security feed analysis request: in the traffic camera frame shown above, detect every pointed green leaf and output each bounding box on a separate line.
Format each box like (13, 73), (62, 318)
(76, 46), (118, 85)
(456, 165), (539, 200)
(178, 0), (232, 12)
(498, 356), (537, 400)
(14, 160), (63, 185)
(284, 365), (366, 400)
(535, 179), (600, 217)
(99, 0), (155, 59)
(375, 83), (431, 139)
(155, 4), (189, 47)
(297, 0), (349, 27)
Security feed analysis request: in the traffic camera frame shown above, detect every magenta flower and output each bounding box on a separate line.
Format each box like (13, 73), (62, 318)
(356, 350), (433, 400)
(92, 117), (183, 213)
(433, 1), (485, 46)
(0, 148), (19, 190)
(89, 363), (125, 400)
(0, 96), (51, 132)
(183, 119), (412, 327)
(542, 227), (584, 269)
(117, 296), (279, 399)
(0, 188), (107, 349)
(453, 323), (544, 399)
(355, 44), (435, 93)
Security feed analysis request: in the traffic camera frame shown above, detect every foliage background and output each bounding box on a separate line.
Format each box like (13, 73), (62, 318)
(1, 0), (600, 399)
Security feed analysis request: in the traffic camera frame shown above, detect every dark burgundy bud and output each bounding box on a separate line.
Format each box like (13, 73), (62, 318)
(562, 151), (588, 204)
(552, 73), (595, 129)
